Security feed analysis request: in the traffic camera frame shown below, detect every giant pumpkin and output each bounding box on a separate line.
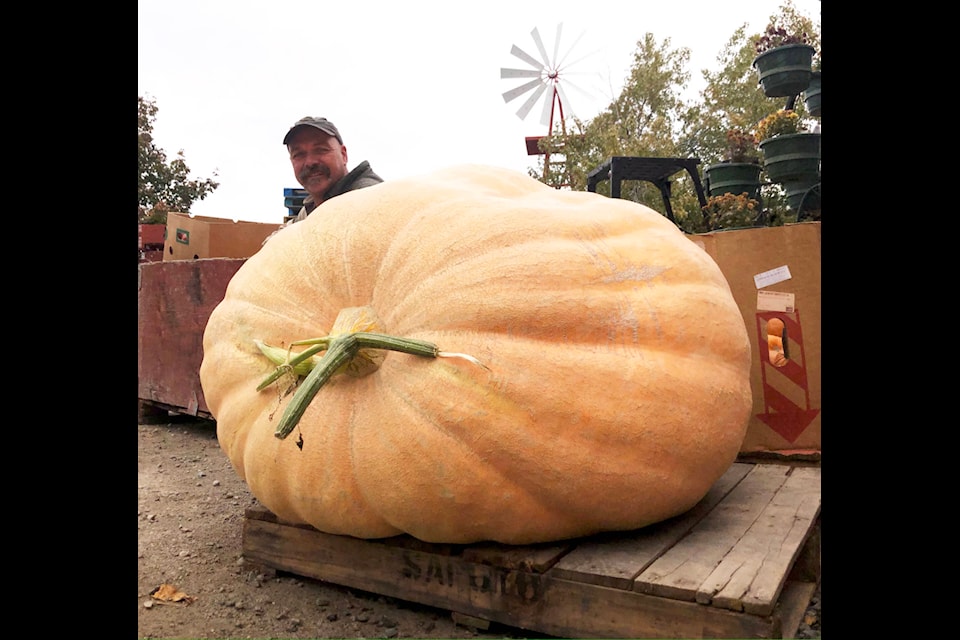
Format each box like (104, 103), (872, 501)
(200, 164), (752, 545)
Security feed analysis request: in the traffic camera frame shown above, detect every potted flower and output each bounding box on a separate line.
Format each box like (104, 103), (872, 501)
(756, 109), (820, 211)
(701, 192), (763, 231)
(722, 127), (760, 164)
(704, 128), (763, 201)
(752, 19), (816, 98)
(756, 109), (804, 141)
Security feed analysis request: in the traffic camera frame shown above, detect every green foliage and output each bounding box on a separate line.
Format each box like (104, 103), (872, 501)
(138, 96), (220, 224)
(757, 185), (801, 226)
(702, 193), (762, 230)
(677, 24), (773, 167)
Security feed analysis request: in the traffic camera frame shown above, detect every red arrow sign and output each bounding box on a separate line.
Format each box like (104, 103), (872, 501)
(756, 384), (820, 441)
(755, 311), (819, 443)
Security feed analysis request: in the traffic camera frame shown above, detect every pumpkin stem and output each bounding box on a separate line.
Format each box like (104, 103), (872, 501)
(254, 339), (328, 391)
(437, 351), (490, 370)
(257, 307), (486, 440)
(273, 334), (359, 439)
(270, 332), (469, 439)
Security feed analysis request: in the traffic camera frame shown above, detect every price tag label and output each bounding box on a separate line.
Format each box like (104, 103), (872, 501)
(754, 265), (792, 289)
(757, 290), (795, 312)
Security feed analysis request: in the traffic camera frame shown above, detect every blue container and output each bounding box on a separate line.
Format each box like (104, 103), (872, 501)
(284, 187), (308, 216)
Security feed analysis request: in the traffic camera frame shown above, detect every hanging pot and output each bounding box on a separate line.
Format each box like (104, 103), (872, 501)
(752, 44), (816, 98)
(781, 177), (821, 212)
(803, 71), (821, 117)
(704, 162), (763, 201)
(759, 132), (821, 183)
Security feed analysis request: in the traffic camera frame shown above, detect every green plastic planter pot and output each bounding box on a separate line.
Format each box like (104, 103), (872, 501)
(759, 132), (821, 183)
(752, 44), (816, 98)
(704, 163), (763, 201)
(803, 71), (821, 117)
(782, 177), (821, 213)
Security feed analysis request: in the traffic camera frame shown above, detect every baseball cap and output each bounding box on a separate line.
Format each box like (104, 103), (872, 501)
(282, 116), (343, 145)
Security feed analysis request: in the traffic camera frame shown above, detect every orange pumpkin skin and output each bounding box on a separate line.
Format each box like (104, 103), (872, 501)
(200, 164), (752, 545)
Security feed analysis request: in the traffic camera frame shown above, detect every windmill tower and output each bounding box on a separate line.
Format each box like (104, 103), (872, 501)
(500, 23), (594, 187)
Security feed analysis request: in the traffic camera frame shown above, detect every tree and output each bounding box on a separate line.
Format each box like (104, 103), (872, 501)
(138, 96), (220, 224)
(534, 32), (692, 213)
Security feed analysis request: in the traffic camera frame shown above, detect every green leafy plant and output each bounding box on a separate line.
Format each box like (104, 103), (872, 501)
(755, 109), (804, 142)
(724, 128), (759, 163)
(701, 193), (762, 230)
(755, 19), (811, 54)
(139, 202), (171, 225)
(138, 96), (219, 221)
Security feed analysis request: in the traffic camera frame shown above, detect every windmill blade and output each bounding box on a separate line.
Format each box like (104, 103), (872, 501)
(555, 29), (588, 69)
(509, 44), (544, 71)
(502, 77), (544, 105)
(517, 82), (548, 121)
(500, 23), (602, 130)
(539, 85), (555, 127)
(551, 23), (563, 69)
(500, 67), (541, 79)
(560, 75), (596, 103)
(531, 27), (551, 68)
(558, 47), (600, 74)
(554, 82), (577, 123)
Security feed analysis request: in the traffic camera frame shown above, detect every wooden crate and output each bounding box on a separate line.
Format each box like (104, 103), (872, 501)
(242, 462), (821, 639)
(138, 258), (247, 418)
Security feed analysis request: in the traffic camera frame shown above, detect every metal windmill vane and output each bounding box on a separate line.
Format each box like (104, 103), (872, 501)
(500, 23), (596, 137)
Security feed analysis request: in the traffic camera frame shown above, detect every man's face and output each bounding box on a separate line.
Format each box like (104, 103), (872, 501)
(287, 127), (349, 202)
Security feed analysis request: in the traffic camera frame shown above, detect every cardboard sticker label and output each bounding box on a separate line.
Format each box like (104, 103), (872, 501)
(757, 290), (795, 312)
(754, 265), (791, 289)
(175, 228), (190, 245)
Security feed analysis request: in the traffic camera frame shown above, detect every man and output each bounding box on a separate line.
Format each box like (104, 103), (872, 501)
(283, 116), (383, 222)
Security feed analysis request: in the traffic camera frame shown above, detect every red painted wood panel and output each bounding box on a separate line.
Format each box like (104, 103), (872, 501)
(138, 258), (246, 417)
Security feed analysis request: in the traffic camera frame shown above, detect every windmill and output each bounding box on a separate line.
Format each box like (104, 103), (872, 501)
(500, 23), (596, 186)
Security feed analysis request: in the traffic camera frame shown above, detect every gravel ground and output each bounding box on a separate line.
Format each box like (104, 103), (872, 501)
(796, 582), (821, 639)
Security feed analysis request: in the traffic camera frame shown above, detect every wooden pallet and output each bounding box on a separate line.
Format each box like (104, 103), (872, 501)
(242, 462), (820, 639)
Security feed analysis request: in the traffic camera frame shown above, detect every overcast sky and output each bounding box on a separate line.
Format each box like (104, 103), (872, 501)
(138, 0), (820, 224)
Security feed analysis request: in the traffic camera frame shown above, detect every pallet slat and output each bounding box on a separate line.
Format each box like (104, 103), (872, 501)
(460, 540), (574, 573)
(635, 464), (790, 602)
(707, 466), (821, 615)
(552, 463), (752, 590)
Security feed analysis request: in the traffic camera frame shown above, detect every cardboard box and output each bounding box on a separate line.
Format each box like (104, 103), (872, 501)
(163, 212), (282, 261)
(688, 222), (821, 455)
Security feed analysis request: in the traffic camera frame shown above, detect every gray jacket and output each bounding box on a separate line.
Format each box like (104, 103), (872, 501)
(293, 161), (384, 222)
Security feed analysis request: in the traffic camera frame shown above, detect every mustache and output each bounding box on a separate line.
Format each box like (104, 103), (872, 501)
(298, 164), (329, 182)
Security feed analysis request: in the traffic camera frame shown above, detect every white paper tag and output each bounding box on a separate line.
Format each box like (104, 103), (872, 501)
(757, 290), (795, 312)
(754, 265), (792, 289)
